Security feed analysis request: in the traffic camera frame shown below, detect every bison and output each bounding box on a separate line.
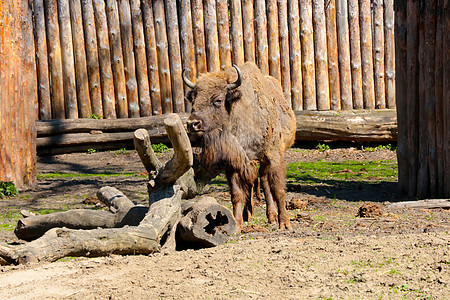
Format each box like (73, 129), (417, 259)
(183, 62), (296, 231)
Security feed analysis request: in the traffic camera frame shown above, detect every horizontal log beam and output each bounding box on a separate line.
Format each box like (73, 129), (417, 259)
(36, 110), (397, 154)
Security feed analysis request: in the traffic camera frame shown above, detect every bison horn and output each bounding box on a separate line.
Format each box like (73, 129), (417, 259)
(227, 65), (242, 90)
(182, 69), (196, 89)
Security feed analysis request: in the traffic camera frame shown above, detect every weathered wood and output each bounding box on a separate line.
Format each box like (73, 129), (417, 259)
(384, 0), (395, 109)
(14, 187), (147, 241)
(373, 0), (386, 109)
(44, 0), (65, 119)
(312, 0), (329, 110)
(153, 0), (173, 113)
(179, 0), (196, 112)
(178, 197), (237, 248)
(191, 0), (207, 75)
(387, 199), (450, 209)
(336, 0), (352, 110)
(93, 0), (116, 119)
(300, 0), (316, 110)
(118, 0), (140, 118)
(141, 0), (162, 115)
(278, 0), (291, 102)
(105, 0), (128, 118)
(81, 0), (103, 117)
(254, 0), (269, 75)
(359, 0), (375, 109)
(288, 0), (302, 110)
(395, 0), (408, 196)
(216, 0), (232, 70)
(134, 129), (163, 172)
(165, 0), (185, 113)
(58, 0), (78, 119)
(204, 0), (220, 72)
(267, 0), (281, 80)
(324, 0), (340, 110)
(443, 0), (450, 196)
(230, 0), (245, 66)
(70, 0), (92, 118)
(242, 0), (255, 63)
(130, 0), (151, 117)
(34, 0), (51, 120)
(347, 0), (363, 109)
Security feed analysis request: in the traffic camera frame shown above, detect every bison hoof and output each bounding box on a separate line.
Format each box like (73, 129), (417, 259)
(267, 213), (278, 224)
(278, 220), (292, 230)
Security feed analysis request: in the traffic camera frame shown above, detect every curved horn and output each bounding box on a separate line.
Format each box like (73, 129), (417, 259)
(182, 69), (196, 89)
(227, 65), (242, 90)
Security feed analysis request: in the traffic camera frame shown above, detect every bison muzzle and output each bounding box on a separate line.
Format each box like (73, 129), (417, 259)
(184, 62), (296, 231)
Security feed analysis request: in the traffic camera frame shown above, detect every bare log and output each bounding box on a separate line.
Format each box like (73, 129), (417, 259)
(93, 0), (116, 119)
(387, 199), (450, 209)
(373, 0), (386, 109)
(204, 0), (220, 71)
(278, 0), (291, 101)
(129, 0), (151, 116)
(59, 0), (78, 119)
(384, 0), (395, 108)
(336, 0), (352, 110)
(191, 0), (207, 75)
(254, 0), (269, 75)
(359, 0), (375, 109)
(134, 128), (163, 172)
(217, 0), (232, 70)
(325, 0), (340, 110)
(288, 0), (302, 110)
(347, 0), (363, 109)
(82, 0), (103, 117)
(300, 0), (316, 110)
(267, 0), (281, 80)
(177, 197), (237, 248)
(105, 0), (128, 118)
(230, 0), (245, 66)
(70, 0), (92, 118)
(242, 0), (255, 63)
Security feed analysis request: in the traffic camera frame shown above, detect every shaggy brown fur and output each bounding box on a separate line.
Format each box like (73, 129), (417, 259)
(186, 62), (296, 231)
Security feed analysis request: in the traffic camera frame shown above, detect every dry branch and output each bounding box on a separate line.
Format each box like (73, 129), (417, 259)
(387, 199), (450, 209)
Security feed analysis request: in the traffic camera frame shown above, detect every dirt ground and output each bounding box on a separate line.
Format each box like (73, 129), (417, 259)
(0, 145), (449, 299)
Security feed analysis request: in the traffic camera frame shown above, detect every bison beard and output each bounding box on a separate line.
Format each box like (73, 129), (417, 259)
(185, 62), (295, 231)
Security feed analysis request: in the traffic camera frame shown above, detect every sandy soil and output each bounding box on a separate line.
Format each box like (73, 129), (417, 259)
(0, 146), (449, 299)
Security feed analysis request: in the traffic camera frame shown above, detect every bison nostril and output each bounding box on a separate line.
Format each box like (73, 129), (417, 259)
(187, 119), (202, 132)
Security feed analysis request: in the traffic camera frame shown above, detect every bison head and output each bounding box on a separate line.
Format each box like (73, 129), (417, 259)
(183, 65), (242, 135)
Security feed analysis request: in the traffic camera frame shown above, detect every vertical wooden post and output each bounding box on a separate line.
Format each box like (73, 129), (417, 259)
(336, 0), (352, 110)
(254, 0), (269, 75)
(384, 0), (396, 108)
(34, 0), (51, 120)
(70, 0), (92, 118)
(325, 0), (341, 110)
(395, 0), (408, 196)
(230, 0), (245, 66)
(443, 0), (450, 196)
(300, 0), (316, 110)
(93, 0), (116, 119)
(0, 0), (37, 188)
(105, 0), (128, 118)
(267, 0), (281, 80)
(312, 0), (330, 110)
(58, 0), (79, 119)
(82, 0), (103, 118)
(153, 0), (172, 114)
(359, 0), (375, 109)
(118, 0), (140, 117)
(242, 0), (255, 63)
(191, 0), (207, 75)
(45, 0), (65, 119)
(142, 0), (162, 115)
(130, 0), (151, 116)
(347, 0), (363, 109)
(278, 0), (291, 102)
(179, 0), (196, 111)
(165, 0), (185, 113)
(216, 0), (232, 70)
(204, 0), (220, 72)
(288, 0), (302, 110)
(373, 0), (386, 109)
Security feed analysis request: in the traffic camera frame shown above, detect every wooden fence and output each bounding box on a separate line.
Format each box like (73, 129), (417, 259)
(395, 0), (450, 198)
(34, 0), (396, 120)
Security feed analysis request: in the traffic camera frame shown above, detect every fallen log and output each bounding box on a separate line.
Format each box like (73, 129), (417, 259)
(36, 110), (397, 155)
(387, 199), (450, 209)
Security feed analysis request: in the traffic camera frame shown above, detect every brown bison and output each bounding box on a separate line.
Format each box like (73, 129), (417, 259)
(183, 62), (296, 231)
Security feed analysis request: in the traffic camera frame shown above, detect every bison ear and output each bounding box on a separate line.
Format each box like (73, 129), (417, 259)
(186, 90), (196, 103)
(225, 90), (242, 112)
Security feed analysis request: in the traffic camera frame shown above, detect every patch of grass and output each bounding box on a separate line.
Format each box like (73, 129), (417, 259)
(37, 172), (144, 180)
(87, 114), (103, 119)
(87, 148), (97, 154)
(0, 210), (22, 233)
(35, 208), (68, 215)
(287, 160), (397, 184)
(362, 144), (396, 152)
(0, 223), (15, 231)
(316, 143), (330, 152)
(151, 143), (169, 153)
(0, 181), (18, 198)
(114, 148), (129, 155)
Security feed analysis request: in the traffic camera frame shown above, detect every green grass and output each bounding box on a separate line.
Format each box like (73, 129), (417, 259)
(287, 160), (397, 184)
(0, 181), (18, 198)
(37, 171), (144, 180)
(151, 143), (169, 153)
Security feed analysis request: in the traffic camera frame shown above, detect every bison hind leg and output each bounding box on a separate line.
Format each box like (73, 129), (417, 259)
(260, 164), (278, 225)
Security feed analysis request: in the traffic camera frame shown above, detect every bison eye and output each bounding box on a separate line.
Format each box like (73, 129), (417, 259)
(213, 99), (223, 107)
